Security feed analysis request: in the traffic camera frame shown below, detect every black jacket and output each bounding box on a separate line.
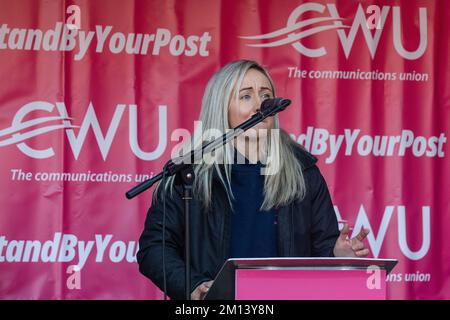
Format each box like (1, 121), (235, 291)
(137, 146), (339, 300)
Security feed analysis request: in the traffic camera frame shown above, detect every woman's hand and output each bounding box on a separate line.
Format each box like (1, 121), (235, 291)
(333, 223), (370, 257)
(191, 280), (214, 300)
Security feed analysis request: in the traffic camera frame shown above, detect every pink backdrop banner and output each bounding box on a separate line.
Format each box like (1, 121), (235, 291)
(0, 0), (448, 299)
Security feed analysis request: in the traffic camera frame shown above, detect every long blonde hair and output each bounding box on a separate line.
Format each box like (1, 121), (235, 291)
(160, 60), (306, 210)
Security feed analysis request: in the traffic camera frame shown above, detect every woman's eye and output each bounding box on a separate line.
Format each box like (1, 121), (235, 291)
(240, 94), (251, 101)
(261, 93), (272, 100)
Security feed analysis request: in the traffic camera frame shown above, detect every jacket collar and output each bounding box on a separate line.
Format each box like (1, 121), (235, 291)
(210, 144), (317, 184)
(291, 144), (318, 171)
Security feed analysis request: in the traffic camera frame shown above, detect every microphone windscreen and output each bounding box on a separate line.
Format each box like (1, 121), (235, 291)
(261, 98), (291, 113)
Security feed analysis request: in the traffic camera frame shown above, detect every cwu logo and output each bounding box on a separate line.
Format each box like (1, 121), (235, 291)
(240, 2), (427, 59)
(0, 101), (168, 160)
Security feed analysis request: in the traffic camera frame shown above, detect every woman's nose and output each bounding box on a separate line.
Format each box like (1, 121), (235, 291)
(253, 96), (262, 113)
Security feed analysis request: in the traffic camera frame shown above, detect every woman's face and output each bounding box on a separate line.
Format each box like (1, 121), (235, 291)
(228, 68), (274, 138)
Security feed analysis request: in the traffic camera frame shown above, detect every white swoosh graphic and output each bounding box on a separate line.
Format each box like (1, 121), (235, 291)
(244, 24), (349, 47)
(0, 116), (73, 137)
(0, 117), (78, 147)
(239, 17), (346, 40)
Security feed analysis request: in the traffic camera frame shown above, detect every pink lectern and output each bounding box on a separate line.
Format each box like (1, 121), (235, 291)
(204, 258), (397, 300)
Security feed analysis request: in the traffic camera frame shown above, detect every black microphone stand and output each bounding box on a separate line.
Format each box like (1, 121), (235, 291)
(126, 98), (291, 300)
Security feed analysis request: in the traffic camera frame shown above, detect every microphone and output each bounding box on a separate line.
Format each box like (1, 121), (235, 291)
(260, 98), (291, 117)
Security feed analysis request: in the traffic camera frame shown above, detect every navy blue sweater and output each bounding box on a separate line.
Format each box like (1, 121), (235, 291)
(229, 161), (278, 258)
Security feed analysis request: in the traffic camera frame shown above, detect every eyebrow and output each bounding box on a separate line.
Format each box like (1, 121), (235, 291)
(239, 86), (273, 92)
